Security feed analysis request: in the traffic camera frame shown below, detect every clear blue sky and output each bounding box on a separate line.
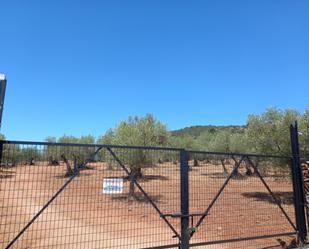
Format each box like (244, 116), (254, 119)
(0, 1), (308, 141)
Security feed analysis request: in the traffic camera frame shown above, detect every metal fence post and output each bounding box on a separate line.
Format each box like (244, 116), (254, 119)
(180, 149), (190, 249)
(0, 140), (3, 166)
(0, 74), (7, 130)
(290, 122), (307, 243)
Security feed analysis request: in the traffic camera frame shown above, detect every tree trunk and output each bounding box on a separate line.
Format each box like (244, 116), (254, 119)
(73, 156), (79, 174)
(128, 167), (142, 198)
(129, 178), (135, 197)
(231, 156), (241, 177)
(244, 158), (254, 176)
(220, 158), (228, 177)
(49, 156), (59, 166)
(61, 155), (73, 176)
(29, 157), (35, 166)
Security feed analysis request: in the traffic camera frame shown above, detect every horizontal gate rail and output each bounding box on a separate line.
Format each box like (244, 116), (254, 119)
(142, 243), (180, 249)
(187, 149), (291, 159)
(161, 213), (206, 218)
(144, 232), (298, 249)
(187, 232), (298, 248)
(1, 140), (182, 151)
(1, 139), (292, 158)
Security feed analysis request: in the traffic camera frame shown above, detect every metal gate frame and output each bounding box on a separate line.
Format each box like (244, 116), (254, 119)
(147, 122), (308, 249)
(1, 122), (307, 249)
(1, 142), (184, 249)
(290, 122), (308, 243)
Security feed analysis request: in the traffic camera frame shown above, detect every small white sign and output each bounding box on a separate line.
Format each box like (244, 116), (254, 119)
(103, 178), (123, 194)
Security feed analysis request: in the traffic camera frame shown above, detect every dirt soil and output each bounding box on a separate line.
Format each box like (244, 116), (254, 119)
(0, 160), (297, 249)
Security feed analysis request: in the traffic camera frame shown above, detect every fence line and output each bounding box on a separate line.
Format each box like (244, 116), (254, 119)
(0, 135), (306, 249)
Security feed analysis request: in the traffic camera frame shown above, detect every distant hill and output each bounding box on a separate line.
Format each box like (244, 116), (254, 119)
(171, 125), (246, 138)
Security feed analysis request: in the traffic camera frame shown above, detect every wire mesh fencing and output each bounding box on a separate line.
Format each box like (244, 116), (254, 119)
(187, 151), (298, 249)
(0, 142), (181, 249)
(0, 140), (305, 249)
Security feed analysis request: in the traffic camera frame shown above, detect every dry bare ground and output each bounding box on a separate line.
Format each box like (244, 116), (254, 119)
(0, 160), (297, 249)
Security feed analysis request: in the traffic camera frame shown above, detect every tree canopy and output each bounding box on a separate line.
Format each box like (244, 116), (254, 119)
(37, 107), (309, 157)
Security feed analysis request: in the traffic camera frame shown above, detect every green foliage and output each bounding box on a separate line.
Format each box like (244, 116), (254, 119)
(2, 145), (22, 166)
(247, 107), (300, 155)
(98, 113), (170, 197)
(99, 114), (169, 149)
(44, 136), (58, 162)
(208, 130), (232, 152)
(20, 147), (42, 163)
(97, 129), (114, 144)
(170, 128), (250, 154)
(79, 135), (95, 144)
(43, 135), (96, 166)
(4, 108), (308, 179)
(169, 134), (197, 150)
(1, 145), (42, 166)
(172, 125), (245, 138)
(194, 131), (215, 150)
(99, 113), (169, 170)
(7, 107), (303, 172)
(112, 114), (169, 147)
(172, 107), (309, 157)
(299, 109), (309, 156)
(228, 132), (251, 153)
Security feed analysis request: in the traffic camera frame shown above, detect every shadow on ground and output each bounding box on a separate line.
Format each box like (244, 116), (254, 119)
(242, 191), (294, 205)
(0, 169), (15, 179)
(111, 192), (163, 203)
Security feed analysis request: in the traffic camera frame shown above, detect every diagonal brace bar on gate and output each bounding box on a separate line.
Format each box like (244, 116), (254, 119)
(4, 146), (105, 249)
(5, 175), (78, 249)
(245, 156), (297, 231)
(190, 156), (246, 239)
(106, 147), (181, 241)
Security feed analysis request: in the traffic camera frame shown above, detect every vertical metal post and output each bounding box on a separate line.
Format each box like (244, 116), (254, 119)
(0, 140), (3, 166)
(290, 122), (307, 243)
(180, 149), (189, 249)
(0, 74), (7, 130)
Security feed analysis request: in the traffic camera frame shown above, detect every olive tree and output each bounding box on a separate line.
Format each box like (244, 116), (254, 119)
(247, 108), (300, 156)
(246, 108), (301, 175)
(99, 114), (169, 197)
(44, 135), (96, 175)
(299, 109), (309, 157)
(44, 136), (60, 165)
